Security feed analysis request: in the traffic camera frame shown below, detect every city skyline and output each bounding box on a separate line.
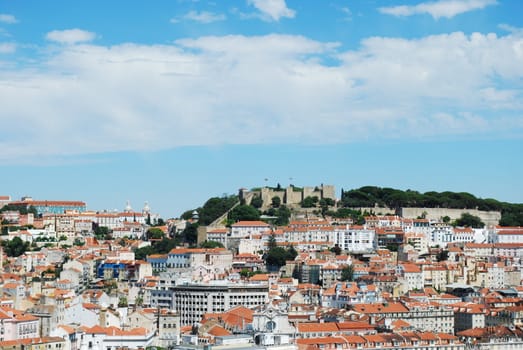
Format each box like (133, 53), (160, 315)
(0, 0), (522, 217)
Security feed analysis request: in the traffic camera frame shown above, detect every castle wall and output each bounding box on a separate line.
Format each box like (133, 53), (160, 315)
(243, 185), (337, 211)
(260, 188), (285, 209)
(286, 187), (303, 206)
(322, 185), (336, 200)
(399, 207), (501, 227)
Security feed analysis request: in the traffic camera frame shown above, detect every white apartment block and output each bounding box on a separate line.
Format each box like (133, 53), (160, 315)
(431, 224), (453, 247)
(206, 228), (229, 246)
(453, 227), (475, 243)
(494, 226), (523, 244)
(487, 263), (506, 289)
(334, 226), (375, 253)
(230, 221), (271, 238)
(171, 282), (269, 325)
(397, 264), (424, 292)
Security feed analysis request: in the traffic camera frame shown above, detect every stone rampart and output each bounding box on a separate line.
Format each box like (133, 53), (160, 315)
(399, 207), (501, 226)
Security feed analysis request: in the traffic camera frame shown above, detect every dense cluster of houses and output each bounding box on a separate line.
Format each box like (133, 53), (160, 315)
(1, 196), (523, 350)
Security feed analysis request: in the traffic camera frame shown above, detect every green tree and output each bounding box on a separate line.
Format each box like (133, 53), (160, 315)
(267, 233), (277, 250)
(320, 198), (335, 208)
(275, 205), (291, 226)
(330, 244), (342, 255)
(265, 245), (297, 270)
(147, 227), (165, 240)
(0, 204), (38, 216)
(118, 296), (128, 307)
(437, 250), (449, 262)
(1, 237), (30, 257)
(340, 264), (354, 282)
(228, 205), (260, 222)
(287, 245), (298, 261)
(73, 237), (85, 246)
(454, 213), (484, 228)
(271, 196), (281, 208)
(240, 268), (253, 278)
(180, 210), (194, 220)
(198, 195), (239, 225)
(301, 196), (319, 208)
(134, 245), (156, 260)
(181, 222), (199, 245)
(292, 265), (300, 280)
(266, 247), (288, 269)
(94, 225), (110, 239)
(251, 195), (263, 209)
(200, 240), (224, 248)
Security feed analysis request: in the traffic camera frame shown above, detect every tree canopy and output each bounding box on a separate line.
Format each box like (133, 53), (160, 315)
(265, 245), (297, 270)
(0, 204), (38, 216)
(147, 227), (165, 240)
(228, 205), (260, 222)
(1, 237), (30, 257)
(133, 236), (178, 260)
(341, 186), (523, 226)
(200, 240), (224, 248)
(454, 213), (485, 228)
(250, 195), (263, 209)
(340, 264), (354, 281)
(301, 196), (319, 208)
(182, 195), (239, 225)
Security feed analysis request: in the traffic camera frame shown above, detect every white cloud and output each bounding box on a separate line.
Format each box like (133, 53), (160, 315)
(0, 14), (18, 24)
(0, 43), (15, 54)
(499, 24), (523, 36)
(379, 0), (497, 19)
(46, 29), (96, 44)
(0, 32), (522, 161)
(247, 0), (295, 21)
(341, 7), (352, 16)
(180, 10), (226, 23)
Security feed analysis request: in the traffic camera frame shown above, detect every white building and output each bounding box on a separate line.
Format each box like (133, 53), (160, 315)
(171, 282), (269, 325)
(231, 221), (271, 238)
(431, 224), (453, 247)
(78, 325), (154, 350)
(494, 226), (523, 244)
(397, 263), (424, 292)
(334, 225), (375, 253)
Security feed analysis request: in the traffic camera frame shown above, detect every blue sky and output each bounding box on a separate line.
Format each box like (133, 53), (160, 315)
(0, 0), (522, 218)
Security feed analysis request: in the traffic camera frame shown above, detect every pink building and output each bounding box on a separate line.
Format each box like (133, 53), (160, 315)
(0, 308), (39, 341)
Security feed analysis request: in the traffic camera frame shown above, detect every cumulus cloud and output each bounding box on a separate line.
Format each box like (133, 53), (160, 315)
(0, 42), (15, 54)
(0, 14), (18, 24)
(247, 0), (295, 21)
(46, 29), (96, 44)
(178, 10), (226, 23)
(0, 32), (522, 161)
(379, 0), (497, 19)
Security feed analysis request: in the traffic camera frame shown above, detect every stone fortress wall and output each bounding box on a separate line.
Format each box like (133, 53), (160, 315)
(350, 206), (501, 226)
(399, 207), (501, 227)
(240, 185), (336, 211)
(239, 185), (502, 226)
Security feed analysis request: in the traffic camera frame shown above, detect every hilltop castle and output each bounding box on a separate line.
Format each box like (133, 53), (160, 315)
(239, 184), (336, 211)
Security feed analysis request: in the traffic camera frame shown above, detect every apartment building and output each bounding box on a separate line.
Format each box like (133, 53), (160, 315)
(230, 221), (271, 238)
(334, 226), (375, 253)
(351, 300), (454, 334)
(171, 282), (269, 325)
